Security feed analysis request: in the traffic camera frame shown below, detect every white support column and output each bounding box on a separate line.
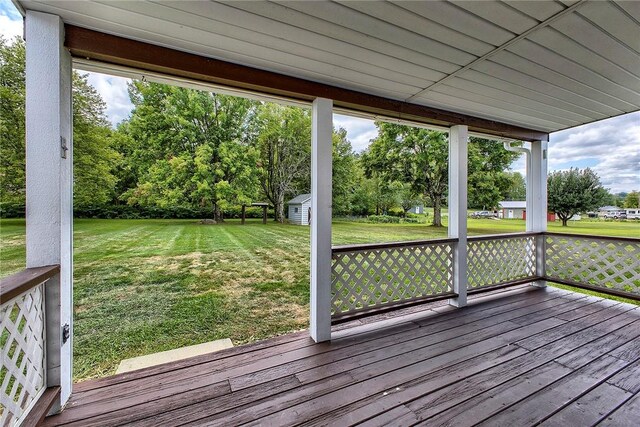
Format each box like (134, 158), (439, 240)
(529, 140), (548, 287)
(310, 98), (333, 342)
(25, 11), (73, 412)
(448, 125), (468, 307)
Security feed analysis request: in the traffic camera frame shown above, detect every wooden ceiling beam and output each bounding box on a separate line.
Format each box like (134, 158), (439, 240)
(64, 25), (548, 142)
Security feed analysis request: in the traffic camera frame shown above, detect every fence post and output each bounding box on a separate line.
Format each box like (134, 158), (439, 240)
(448, 125), (468, 307)
(310, 98), (333, 342)
(529, 140), (548, 287)
(25, 11), (73, 413)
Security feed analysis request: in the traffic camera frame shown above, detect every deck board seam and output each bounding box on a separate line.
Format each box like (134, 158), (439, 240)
(199, 316), (576, 424)
(534, 355), (640, 426)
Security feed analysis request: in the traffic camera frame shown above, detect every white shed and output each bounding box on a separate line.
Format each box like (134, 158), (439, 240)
(498, 201), (526, 219)
(287, 194), (311, 225)
(408, 204), (424, 214)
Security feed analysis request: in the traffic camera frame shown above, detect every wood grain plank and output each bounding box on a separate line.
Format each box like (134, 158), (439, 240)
(231, 293), (586, 391)
(606, 359), (640, 393)
(306, 301), (640, 426)
(0, 265), (59, 302)
(22, 386), (59, 427)
(223, 318), (564, 427)
(476, 355), (630, 426)
(42, 381), (231, 427)
(539, 382), (632, 427)
(42, 290), (640, 427)
(515, 306), (638, 350)
(597, 391), (640, 427)
(409, 316), (640, 425)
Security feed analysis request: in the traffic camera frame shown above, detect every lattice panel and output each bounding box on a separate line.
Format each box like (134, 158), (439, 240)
(331, 242), (454, 317)
(467, 236), (537, 289)
(545, 235), (640, 297)
(1, 284), (46, 427)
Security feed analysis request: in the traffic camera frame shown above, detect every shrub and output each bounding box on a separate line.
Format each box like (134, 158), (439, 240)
(0, 203), (25, 218)
(367, 215), (400, 223)
(401, 217), (419, 223)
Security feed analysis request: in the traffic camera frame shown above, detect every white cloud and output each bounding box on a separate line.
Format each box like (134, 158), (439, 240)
(0, 1), (23, 40)
(548, 112), (640, 193)
(333, 114), (377, 153)
(84, 72), (134, 127)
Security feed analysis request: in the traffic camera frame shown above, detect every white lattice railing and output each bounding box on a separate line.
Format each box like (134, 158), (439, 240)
(331, 239), (456, 320)
(467, 233), (539, 291)
(1, 266), (57, 427)
(545, 233), (640, 299)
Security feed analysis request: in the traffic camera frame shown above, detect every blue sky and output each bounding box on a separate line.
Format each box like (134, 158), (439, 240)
(2, 0), (638, 193)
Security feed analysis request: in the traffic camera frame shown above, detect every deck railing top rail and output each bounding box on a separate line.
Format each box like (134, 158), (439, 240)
(0, 265), (60, 303)
(331, 237), (458, 253)
(467, 231), (542, 242)
(544, 231), (640, 243)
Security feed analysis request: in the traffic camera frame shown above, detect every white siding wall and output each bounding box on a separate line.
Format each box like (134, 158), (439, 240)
(288, 200), (311, 225)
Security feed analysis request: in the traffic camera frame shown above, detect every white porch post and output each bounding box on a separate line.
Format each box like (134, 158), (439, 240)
(310, 98), (333, 342)
(528, 140), (548, 287)
(25, 11), (73, 412)
(448, 125), (468, 307)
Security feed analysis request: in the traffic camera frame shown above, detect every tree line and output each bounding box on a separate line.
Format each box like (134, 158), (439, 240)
(2, 36), (536, 226)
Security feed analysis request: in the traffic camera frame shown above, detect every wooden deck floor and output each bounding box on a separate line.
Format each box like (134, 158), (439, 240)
(43, 285), (640, 427)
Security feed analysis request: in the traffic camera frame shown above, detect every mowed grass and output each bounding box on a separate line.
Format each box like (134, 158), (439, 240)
(0, 217), (638, 381)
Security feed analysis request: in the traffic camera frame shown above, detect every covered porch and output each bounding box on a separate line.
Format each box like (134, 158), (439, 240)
(41, 285), (640, 426)
(2, 1), (639, 426)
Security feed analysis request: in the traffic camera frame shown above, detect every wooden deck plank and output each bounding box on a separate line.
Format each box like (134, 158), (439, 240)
(539, 358), (640, 426)
(597, 392), (640, 426)
(475, 355), (633, 426)
(221, 319), (565, 426)
(539, 383), (632, 427)
(304, 304), (640, 426)
(232, 293), (590, 391)
(42, 287), (640, 427)
(417, 312), (640, 427)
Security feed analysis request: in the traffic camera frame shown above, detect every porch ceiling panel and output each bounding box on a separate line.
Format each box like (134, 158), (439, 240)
(17, 0), (640, 135)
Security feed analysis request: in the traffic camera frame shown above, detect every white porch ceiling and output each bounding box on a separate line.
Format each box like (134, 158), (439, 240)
(17, 0), (640, 133)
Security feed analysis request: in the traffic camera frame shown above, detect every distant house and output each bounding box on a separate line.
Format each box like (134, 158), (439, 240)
(498, 201), (526, 219)
(408, 204), (424, 214)
(498, 201), (559, 221)
(287, 194), (311, 225)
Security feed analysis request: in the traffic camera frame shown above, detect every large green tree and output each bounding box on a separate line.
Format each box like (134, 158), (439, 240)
(72, 73), (119, 210)
(502, 171), (527, 201)
(363, 123), (449, 226)
(0, 36), (117, 214)
(467, 138), (521, 210)
(548, 168), (607, 226)
(0, 36), (26, 212)
(120, 82), (257, 221)
(624, 191), (639, 208)
(331, 128), (358, 216)
(252, 104), (311, 222)
(363, 123), (520, 226)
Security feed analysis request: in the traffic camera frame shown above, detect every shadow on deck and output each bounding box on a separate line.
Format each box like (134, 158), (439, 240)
(43, 285), (640, 426)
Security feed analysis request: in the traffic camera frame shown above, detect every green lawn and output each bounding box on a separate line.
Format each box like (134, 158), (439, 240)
(0, 217), (638, 381)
